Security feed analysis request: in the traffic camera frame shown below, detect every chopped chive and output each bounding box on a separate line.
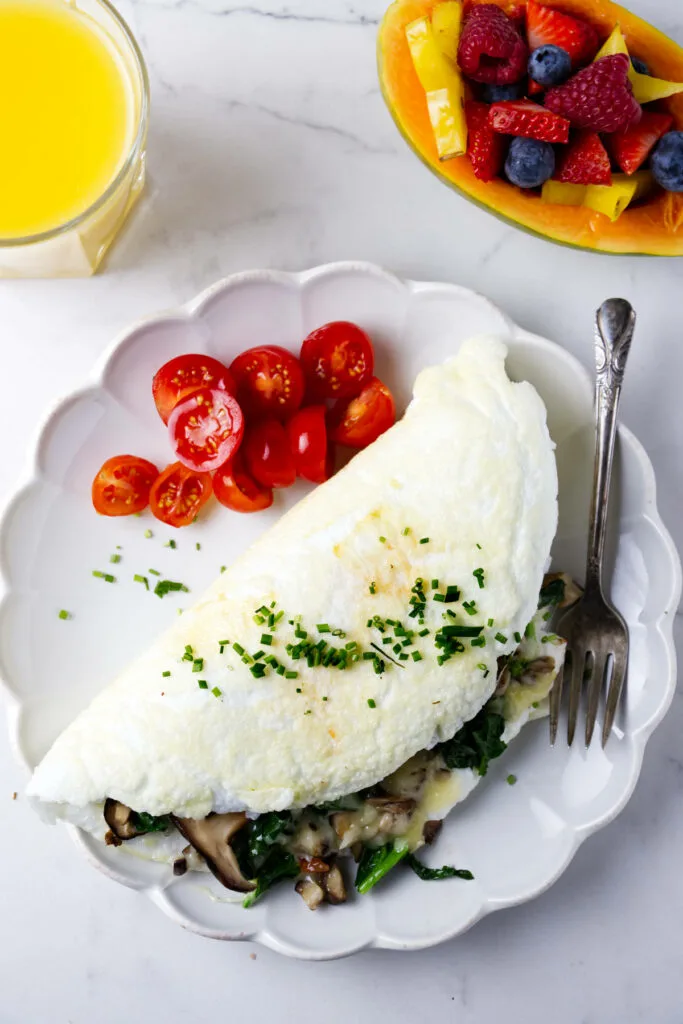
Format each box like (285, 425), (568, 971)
(183, 645), (194, 660)
(133, 574), (148, 590)
(476, 543), (482, 550)
(487, 618), (494, 628)
(367, 698), (377, 708)
(543, 610), (552, 621)
(433, 594), (446, 603)
(233, 642), (245, 656)
(261, 634), (273, 646)
(304, 710), (312, 716)
(296, 687), (302, 693)
(393, 643), (402, 655)
(252, 650), (265, 661)
(197, 679), (208, 689)
(195, 542), (201, 551)
(506, 774), (517, 786)
(362, 652), (375, 660)
(514, 632), (522, 644)
(411, 651), (423, 662)
(192, 659), (204, 673)
(440, 624), (483, 638)
(525, 621), (536, 640)
(58, 609), (71, 620)
(369, 582), (377, 595)
(285, 670), (298, 680)
(165, 539), (176, 549)
(162, 670), (171, 677)
(473, 568), (485, 589)
(148, 569), (161, 576)
(220, 566), (226, 574)
(218, 639), (229, 646)
(92, 570), (116, 583)
(418, 628), (430, 637)
(476, 662), (487, 672)
(317, 624), (330, 633)
(495, 632), (508, 645)
(399, 653), (409, 661)
(154, 579), (189, 598)
(211, 686), (222, 698)
(379, 536), (386, 544)
(144, 529), (153, 539)
(470, 636), (486, 648)
(250, 664), (266, 678)
(110, 553), (121, 564)
(402, 527), (411, 536)
(382, 637), (392, 645)
(419, 537), (430, 545)
(431, 579), (439, 589)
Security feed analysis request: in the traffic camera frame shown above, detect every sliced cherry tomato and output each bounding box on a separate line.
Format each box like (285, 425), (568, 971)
(168, 387), (244, 473)
(300, 321), (374, 400)
(213, 451), (274, 513)
(149, 462), (212, 527)
(243, 418), (296, 489)
(152, 354), (234, 425)
(92, 455), (159, 517)
(230, 345), (304, 421)
(328, 377), (396, 449)
(286, 405), (334, 484)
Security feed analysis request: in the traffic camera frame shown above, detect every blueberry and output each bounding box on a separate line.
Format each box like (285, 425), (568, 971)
(528, 45), (572, 87)
(651, 131), (683, 191)
(631, 56), (650, 76)
(505, 137), (555, 189)
(479, 82), (524, 103)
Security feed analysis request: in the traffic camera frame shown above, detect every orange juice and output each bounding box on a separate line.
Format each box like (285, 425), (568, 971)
(0, 0), (136, 239)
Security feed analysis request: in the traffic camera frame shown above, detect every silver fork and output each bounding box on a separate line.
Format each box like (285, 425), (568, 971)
(549, 298), (635, 747)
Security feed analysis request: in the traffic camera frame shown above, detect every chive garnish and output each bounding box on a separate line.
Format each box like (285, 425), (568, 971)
(367, 698), (377, 708)
(514, 632), (522, 644)
(165, 539), (176, 549)
(285, 670), (298, 680)
(317, 623), (330, 633)
(149, 569), (161, 576)
(195, 542), (201, 551)
(431, 579), (439, 589)
(92, 570), (116, 583)
(198, 679), (208, 689)
(133, 574), (148, 590)
(220, 566), (226, 573)
(525, 621), (536, 640)
(402, 527), (411, 536)
(162, 671), (171, 677)
(418, 628), (430, 637)
(495, 632), (508, 644)
(58, 609), (71, 620)
(192, 658), (204, 673)
(473, 568), (485, 589)
(154, 579), (189, 598)
(144, 529), (153, 539)
(296, 687), (302, 693)
(487, 618), (494, 628)
(411, 651), (423, 662)
(433, 594), (446, 603)
(419, 537), (430, 544)
(233, 642), (245, 656)
(211, 686), (222, 698)
(507, 774), (517, 786)
(470, 636), (486, 648)
(379, 536), (387, 544)
(440, 624), (484, 638)
(476, 543), (482, 550)
(261, 634), (273, 646)
(110, 553), (121, 564)
(369, 582), (377, 595)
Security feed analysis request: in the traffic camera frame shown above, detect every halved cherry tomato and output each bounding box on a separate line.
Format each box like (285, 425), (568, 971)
(286, 405), (334, 484)
(230, 346), (304, 420)
(300, 321), (374, 399)
(168, 387), (244, 473)
(213, 451), (274, 513)
(149, 462), (212, 527)
(92, 455), (159, 517)
(243, 418), (296, 489)
(152, 354), (234, 425)
(328, 377), (396, 449)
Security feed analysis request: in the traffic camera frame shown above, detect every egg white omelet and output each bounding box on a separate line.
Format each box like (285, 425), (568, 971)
(28, 337), (558, 849)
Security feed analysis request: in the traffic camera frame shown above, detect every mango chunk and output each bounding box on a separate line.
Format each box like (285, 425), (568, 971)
(595, 24), (629, 61)
(431, 1), (462, 63)
(541, 181), (588, 206)
(583, 171), (653, 221)
(594, 23), (683, 103)
(406, 13), (467, 160)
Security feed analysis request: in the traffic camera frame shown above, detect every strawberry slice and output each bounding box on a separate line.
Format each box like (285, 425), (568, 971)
(609, 111), (674, 175)
(526, 0), (599, 67)
(488, 99), (570, 143)
(465, 100), (507, 181)
(556, 131), (612, 185)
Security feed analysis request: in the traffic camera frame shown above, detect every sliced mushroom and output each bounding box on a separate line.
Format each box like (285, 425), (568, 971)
(365, 797), (416, 815)
(542, 572), (583, 608)
(494, 665), (511, 696)
(103, 798), (144, 842)
(172, 812), (255, 893)
(422, 819), (443, 845)
(321, 863), (347, 905)
(295, 877), (325, 911)
(519, 655), (557, 684)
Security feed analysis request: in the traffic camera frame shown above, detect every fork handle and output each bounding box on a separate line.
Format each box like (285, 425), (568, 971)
(587, 299), (636, 590)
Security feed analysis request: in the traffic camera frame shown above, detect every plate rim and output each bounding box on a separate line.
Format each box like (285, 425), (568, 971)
(1, 261), (680, 958)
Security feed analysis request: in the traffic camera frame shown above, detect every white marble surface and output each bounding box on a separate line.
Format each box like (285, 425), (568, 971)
(0, 0), (682, 1020)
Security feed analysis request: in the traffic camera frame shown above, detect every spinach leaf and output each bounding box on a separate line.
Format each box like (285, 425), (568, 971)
(406, 853), (474, 881)
(242, 848), (299, 908)
(538, 577), (565, 608)
(313, 795), (361, 814)
(355, 841), (408, 894)
(248, 811), (292, 861)
(437, 706), (507, 776)
(132, 811), (171, 833)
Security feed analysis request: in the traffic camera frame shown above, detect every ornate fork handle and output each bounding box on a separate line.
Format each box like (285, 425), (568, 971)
(587, 299), (636, 590)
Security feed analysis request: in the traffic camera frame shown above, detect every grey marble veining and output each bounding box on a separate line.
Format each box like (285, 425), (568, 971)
(0, 0), (681, 1021)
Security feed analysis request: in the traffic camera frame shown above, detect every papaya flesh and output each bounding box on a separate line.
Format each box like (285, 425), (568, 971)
(378, 0), (683, 255)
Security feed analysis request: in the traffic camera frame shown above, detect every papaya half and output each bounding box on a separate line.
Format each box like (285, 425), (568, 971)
(378, 0), (683, 255)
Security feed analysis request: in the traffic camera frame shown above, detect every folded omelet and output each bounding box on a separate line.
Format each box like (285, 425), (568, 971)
(28, 337), (558, 845)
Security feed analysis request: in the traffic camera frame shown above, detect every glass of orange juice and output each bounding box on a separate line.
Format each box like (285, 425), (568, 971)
(0, 0), (148, 277)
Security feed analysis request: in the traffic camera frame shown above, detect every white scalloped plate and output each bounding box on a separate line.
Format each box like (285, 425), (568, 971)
(1, 263), (680, 959)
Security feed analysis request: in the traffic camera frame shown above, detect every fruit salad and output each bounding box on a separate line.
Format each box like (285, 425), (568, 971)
(403, 0), (683, 222)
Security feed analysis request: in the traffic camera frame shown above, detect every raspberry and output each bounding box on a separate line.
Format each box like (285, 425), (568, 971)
(458, 4), (528, 85)
(544, 54), (642, 133)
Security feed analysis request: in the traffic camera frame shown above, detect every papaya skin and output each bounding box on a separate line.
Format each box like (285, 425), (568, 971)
(378, 0), (683, 255)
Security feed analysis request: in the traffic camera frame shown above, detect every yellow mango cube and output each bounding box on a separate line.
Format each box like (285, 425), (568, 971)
(431, 1), (462, 63)
(541, 181), (588, 206)
(583, 171), (652, 221)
